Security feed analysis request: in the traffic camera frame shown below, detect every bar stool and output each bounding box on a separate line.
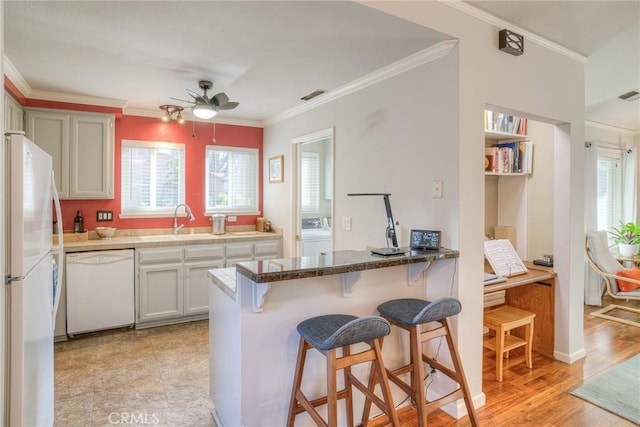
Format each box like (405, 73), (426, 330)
(287, 314), (400, 427)
(364, 297), (479, 427)
(483, 305), (535, 382)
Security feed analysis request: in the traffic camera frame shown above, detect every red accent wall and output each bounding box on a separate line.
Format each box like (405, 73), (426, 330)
(4, 77), (264, 232)
(59, 115), (263, 231)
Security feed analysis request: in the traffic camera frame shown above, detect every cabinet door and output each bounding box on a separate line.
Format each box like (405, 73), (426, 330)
(225, 243), (253, 267)
(138, 263), (184, 322)
(25, 110), (70, 198)
(254, 240), (282, 260)
(184, 260), (224, 315)
(5, 94), (24, 132)
(70, 114), (114, 199)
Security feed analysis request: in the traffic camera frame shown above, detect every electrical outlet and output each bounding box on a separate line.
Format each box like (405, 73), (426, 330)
(227, 215), (237, 222)
(342, 216), (352, 231)
(97, 210), (114, 222)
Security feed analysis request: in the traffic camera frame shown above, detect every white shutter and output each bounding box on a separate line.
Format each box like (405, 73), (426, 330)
(121, 140), (185, 215)
(205, 146), (258, 213)
(596, 146), (623, 233)
(301, 152), (320, 213)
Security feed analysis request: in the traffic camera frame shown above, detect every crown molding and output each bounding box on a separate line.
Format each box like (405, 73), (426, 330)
(262, 39), (458, 127)
(585, 120), (639, 136)
(124, 107), (263, 128)
(4, 56), (31, 97)
(28, 89), (128, 109)
(440, 0), (587, 64)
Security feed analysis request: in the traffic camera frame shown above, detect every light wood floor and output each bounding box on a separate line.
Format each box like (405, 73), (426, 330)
(55, 296), (639, 427)
(369, 295), (640, 427)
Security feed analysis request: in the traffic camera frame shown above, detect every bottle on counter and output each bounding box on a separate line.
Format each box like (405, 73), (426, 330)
(73, 210), (84, 233)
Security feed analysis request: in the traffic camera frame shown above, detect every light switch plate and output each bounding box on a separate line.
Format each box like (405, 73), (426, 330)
(342, 216), (352, 231)
(432, 180), (443, 198)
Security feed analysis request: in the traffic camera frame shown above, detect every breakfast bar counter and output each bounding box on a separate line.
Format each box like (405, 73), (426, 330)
(208, 248), (459, 426)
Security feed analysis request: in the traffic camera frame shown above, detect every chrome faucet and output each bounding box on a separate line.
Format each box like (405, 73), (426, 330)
(173, 203), (195, 234)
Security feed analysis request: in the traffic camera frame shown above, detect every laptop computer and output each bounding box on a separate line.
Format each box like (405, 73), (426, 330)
(409, 229), (441, 253)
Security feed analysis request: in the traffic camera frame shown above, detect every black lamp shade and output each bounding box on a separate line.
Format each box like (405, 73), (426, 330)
(499, 29), (524, 56)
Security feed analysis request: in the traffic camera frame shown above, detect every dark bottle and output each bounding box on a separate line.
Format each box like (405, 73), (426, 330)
(73, 210), (84, 233)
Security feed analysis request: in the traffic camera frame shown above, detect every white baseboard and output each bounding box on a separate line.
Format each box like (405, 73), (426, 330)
(554, 347), (587, 364)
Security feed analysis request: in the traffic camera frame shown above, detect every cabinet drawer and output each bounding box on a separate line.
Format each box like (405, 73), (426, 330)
(137, 248), (183, 264)
(254, 241), (280, 257)
(184, 245), (224, 261)
(225, 244), (253, 258)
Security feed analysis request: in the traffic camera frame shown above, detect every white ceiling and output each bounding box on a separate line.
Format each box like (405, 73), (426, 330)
(4, 1), (640, 130)
(3, 1), (448, 124)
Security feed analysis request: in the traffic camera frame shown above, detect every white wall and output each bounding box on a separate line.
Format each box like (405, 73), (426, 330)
(263, 0), (587, 409)
(264, 51), (460, 258)
(527, 120), (555, 259)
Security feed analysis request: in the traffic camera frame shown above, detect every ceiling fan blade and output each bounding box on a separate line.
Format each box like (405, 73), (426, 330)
(212, 92), (229, 106)
(169, 97), (194, 104)
(217, 101), (239, 110)
(185, 89), (201, 99)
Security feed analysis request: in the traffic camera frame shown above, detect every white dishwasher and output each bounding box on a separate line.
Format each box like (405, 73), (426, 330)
(66, 249), (135, 336)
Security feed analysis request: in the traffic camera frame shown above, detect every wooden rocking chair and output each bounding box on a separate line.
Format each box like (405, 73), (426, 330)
(585, 231), (640, 327)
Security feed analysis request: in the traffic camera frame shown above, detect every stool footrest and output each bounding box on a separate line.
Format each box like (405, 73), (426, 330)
(483, 334), (527, 352)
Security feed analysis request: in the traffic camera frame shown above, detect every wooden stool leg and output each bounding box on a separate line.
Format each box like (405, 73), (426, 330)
(326, 348), (338, 426)
(443, 320), (480, 427)
(372, 338), (400, 426)
(496, 325), (505, 382)
(287, 337), (309, 427)
(410, 325), (428, 426)
(343, 345), (354, 427)
(525, 320), (534, 369)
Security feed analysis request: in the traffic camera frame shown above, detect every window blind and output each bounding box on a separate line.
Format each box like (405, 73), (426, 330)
(205, 146), (258, 213)
(121, 140), (185, 215)
(301, 152), (320, 213)
(596, 146), (623, 232)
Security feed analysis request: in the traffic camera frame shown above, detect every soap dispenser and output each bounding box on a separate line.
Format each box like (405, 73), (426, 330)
(73, 210), (84, 233)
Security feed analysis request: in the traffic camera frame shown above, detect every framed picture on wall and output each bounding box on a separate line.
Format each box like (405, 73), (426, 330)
(269, 155), (284, 183)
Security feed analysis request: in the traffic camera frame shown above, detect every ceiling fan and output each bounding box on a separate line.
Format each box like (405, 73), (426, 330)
(171, 80), (239, 119)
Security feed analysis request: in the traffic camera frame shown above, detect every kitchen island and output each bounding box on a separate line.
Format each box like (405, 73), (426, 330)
(208, 248), (459, 427)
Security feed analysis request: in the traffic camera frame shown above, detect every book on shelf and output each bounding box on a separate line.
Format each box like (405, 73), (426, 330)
(484, 110), (528, 135)
(484, 239), (528, 277)
(484, 140), (532, 174)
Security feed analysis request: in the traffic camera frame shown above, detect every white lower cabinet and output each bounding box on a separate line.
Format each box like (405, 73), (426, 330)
(136, 240), (280, 327)
(139, 263), (183, 322)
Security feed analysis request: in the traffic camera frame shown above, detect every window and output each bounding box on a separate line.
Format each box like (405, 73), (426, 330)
(205, 146), (258, 214)
(596, 146), (623, 232)
(300, 152), (320, 213)
(121, 140), (185, 216)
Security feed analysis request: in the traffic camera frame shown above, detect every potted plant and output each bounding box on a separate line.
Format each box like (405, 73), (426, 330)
(608, 221), (640, 257)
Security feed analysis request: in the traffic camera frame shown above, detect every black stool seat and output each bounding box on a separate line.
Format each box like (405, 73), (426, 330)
(377, 297), (462, 326)
(297, 314), (391, 351)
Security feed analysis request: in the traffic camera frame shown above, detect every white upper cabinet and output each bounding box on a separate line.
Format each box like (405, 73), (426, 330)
(4, 94), (24, 132)
(25, 108), (114, 199)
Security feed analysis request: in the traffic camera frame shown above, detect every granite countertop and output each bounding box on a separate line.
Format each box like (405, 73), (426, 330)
(61, 230), (282, 252)
(235, 248), (459, 283)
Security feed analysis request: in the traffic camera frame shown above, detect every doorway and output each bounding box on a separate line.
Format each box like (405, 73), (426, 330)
(291, 128), (334, 256)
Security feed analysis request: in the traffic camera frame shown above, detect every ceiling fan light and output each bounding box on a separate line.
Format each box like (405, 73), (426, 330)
(193, 105), (217, 119)
(177, 112), (185, 124)
(162, 112), (171, 122)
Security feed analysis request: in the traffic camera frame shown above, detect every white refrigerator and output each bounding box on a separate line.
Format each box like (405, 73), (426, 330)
(4, 132), (63, 427)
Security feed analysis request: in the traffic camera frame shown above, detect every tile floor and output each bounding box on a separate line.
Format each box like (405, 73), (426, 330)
(54, 320), (216, 427)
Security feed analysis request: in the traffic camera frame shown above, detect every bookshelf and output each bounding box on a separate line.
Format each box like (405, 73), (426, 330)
(484, 110), (530, 260)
